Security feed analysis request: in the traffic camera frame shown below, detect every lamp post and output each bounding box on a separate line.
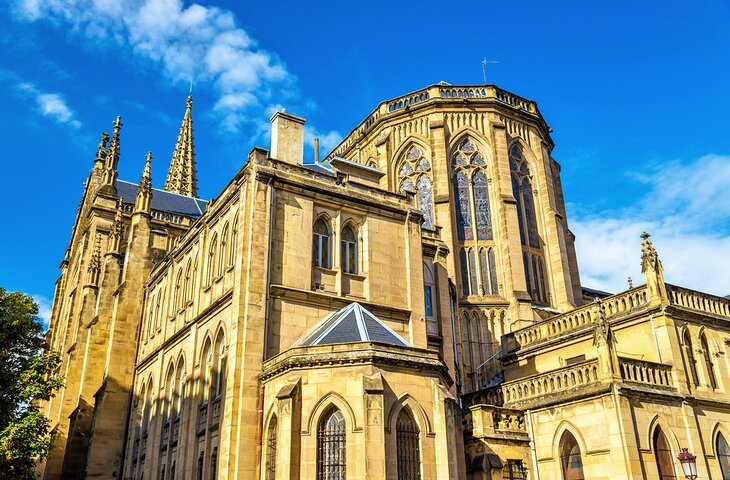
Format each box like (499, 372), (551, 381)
(677, 448), (698, 479)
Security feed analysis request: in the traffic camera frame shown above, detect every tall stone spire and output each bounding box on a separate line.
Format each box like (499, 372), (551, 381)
(135, 152), (153, 214)
(164, 96), (198, 197)
(103, 116), (123, 188)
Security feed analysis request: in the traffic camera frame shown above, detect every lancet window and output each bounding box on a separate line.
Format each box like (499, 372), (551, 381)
(683, 330), (700, 386)
(717, 433), (730, 480)
(341, 225), (358, 274)
(452, 139), (499, 297)
(559, 431), (585, 480)
(653, 427), (676, 479)
(266, 415), (278, 480)
(396, 408), (421, 480)
(701, 334), (718, 389)
(398, 145), (435, 230)
(510, 145), (548, 304)
(313, 218), (332, 269)
(318, 407), (346, 480)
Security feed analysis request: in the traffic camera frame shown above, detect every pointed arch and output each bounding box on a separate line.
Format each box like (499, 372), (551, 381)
(681, 327), (700, 386)
(317, 405), (347, 480)
(559, 429), (585, 480)
(386, 393), (434, 437)
(653, 426), (677, 479)
(700, 331), (718, 389)
(200, 335), (214, 402)
(213, 327), (227, 399)
(390, 135), (432, 181)
(304, 391), (359, 435)
(396, 406), (422, 480)
(341, 223), (358, 274)
(394, 137), (434, 230)
(713, 425), (730, 480)
(552, 421), (588, 459)
(313, 215), (332, 269)
(448, 127), (492, 159)
(265, 412), (278, 480)
(219, 222), (229, 277)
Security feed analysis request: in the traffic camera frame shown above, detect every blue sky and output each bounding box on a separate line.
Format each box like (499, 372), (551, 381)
(2, 0), (729, 322)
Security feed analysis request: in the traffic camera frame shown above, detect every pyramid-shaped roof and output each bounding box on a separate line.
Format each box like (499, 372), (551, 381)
(296, 303), (410, 347)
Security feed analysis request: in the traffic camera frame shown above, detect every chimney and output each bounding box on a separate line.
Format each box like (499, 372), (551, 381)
(314, 137), (320, 163)
(270, 111), (306, 165)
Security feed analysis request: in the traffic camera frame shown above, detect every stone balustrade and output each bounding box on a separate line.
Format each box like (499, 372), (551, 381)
(508, 286), (650, 352)
(197, 403), (208, 435)
(211, 397), (221, 428)
(667, 284), (730, 318)
(502, 359), (600, 406)
(463, 405), (527, 438)
(618, 357), (674, 389)
(325, 84), (540, 162)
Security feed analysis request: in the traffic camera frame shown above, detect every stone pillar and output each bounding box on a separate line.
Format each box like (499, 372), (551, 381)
(276, 378), (301, 480)
(363, 374), (386, 480)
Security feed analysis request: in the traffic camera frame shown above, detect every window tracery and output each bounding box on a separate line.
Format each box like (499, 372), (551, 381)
(398, 146), (434, 230)
(510, 145), (548, 304)
(451, 138), (499, 297)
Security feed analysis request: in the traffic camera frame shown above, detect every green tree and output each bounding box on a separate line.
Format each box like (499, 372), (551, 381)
(0, 288), (63, 479)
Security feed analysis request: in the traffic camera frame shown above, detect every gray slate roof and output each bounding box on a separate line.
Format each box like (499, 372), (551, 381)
(296, 302), (410, 347)
(115, 180), (207, 217)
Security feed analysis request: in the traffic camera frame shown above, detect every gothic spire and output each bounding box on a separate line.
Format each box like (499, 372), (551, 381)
(164, 96), (198, 197)
(103, 116), (123, 187)
(134, 152), (153, 214)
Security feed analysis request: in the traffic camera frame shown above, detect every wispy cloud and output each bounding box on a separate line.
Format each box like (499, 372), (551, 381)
(31, 293), (53, 327)
(12, 0), (305, 135)
(571, 154), (730, 297)
(16, 81), (82, 128)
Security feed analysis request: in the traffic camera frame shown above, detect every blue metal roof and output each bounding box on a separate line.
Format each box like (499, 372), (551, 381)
(115, 180), (207, 217)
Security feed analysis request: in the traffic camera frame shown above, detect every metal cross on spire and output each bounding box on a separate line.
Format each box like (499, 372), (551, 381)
(481, 57), (499, 84)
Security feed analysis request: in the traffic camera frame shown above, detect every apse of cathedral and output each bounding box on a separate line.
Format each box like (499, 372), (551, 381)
(40, 85), (730, 480)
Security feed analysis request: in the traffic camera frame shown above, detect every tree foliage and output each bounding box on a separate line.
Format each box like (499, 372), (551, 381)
(0, 288), (63, 479)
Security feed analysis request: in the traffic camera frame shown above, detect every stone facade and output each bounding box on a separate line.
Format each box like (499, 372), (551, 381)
(40, 84), (730, 480)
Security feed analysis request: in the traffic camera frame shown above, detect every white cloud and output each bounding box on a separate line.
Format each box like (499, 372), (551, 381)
(571, 154), (730, 297)
(31, 294), (53, 327)
(13, 0), (300, 134)
(16, 82), (81, 128)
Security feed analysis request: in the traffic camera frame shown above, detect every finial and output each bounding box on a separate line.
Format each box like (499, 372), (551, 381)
(113, 115), (122, 131)
(95, 133), (109, 164)
(135, 152), (153, 213)
(641, 231), (650, 241)
(628, 276), (633, 289)
(641, 231), (660, 274)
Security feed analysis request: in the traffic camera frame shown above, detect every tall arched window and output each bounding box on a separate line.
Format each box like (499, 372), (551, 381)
(422, 262), (438, 336)
(266, 415), (278, 480)
(398, 146), (434, 230)
(174, 269), (183, 313)
(174, 363), (185, 420)
(459, 249), (471, 295)
(318, 407), (346, 480)
(701, 334), (718, 389)
(683, 331), (700, 386)
(184, 260), (192, 306)
(341, 226), (358, 274)
(717, 432), (730, 480)
(559, 431), (585, 480)
(142, 380), (153, 436)
(229, 220), (238, 267)
(214, 334), (227, 398)
(207, 234), (217, 285)
(219, 223), (228, 277)
(313, 218), (331, 269)
(202, 340), (213, 403)
(510, 145), (548, 304)
(210, 447), (218, 480)
(453, 170), (472, 241)
(396, 408), (421, 480)
(653, 427), (676, 479)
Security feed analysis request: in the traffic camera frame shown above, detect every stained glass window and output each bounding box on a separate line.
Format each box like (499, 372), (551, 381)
(459, 249), (471, 295)
(396, 408), (421, 480)
(318, 408), (346, 480)
(488, 248), (499, 295)
(512, 177), (526, 246)
(454, 171), (472, 240)
(417, 176), (434, 230)
(522, 179), (539, 248)
(473, 171), (493, 240)
(479, 248), (490, 295)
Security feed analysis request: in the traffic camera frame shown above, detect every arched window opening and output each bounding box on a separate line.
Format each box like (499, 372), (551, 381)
(197, 451), (204, 480)
(164, 367), (175, 424)
(229, 220), (238, 267)
(467, 249), (478, 296)
(653, 427), (676, 479)
(142, 383), (152, 436)
(683, 331), (700, 386)
(396, 408), (421, 480)
(202, 341), (213, 403)
(559, 431), (585, 480)
(184, 261), (192, 307)
(207, 234), (218, 285)
(422, 262), (437, 321)
(174, 270), (183, 313)
(174, 364), (185, 420)
(701, 335), (718, 389)
(317, 407), (346, 480)
(266, 415), (278, 480)
(341, 226), (358, 274)
(717, 432), (730, 480)
(219, 224), (228, 277)
(214, 335), (227, 399)
(210, 447), (218, 480)
(488, 248), (499, 295)
(313, 219), (331, 269)
(398, 146), (434, 230)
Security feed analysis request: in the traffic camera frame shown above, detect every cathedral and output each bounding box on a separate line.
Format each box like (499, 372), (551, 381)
(41, 83), (730, 480)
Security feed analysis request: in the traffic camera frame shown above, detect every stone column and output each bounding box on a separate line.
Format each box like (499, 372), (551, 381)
(363, 373), (386, 480)
(276, 378), (301, 480)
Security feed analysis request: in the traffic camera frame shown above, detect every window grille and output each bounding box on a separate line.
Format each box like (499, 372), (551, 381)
(266, 416), (278, 480)
(396, 409), (421, 480)
(502, 460), (527, 480)
(317, 408), (346, 480)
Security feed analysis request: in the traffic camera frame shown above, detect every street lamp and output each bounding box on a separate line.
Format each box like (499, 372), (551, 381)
(677, 448), (698, 479)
